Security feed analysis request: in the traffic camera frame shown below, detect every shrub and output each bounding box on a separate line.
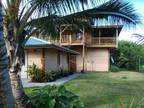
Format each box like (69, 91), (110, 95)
(139, 65), (144, 73)
(29, 86), (85, 108)
(110, 65), (120, 72)
(28, 64), (72, 82)
(28, 64), (45, 82)
(62, 70), (70, 77)
(45, 70), (56, 82)
(111, 41), (144, 71)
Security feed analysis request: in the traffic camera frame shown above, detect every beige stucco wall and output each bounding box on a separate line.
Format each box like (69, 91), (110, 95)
(71, 47), (109, 72)
(60, 53), (69, 70)
(86, 48), (109, 72)
(27, 49), (43, 68)
(45, 49), (58, 71)
(27, 48), (69, 72)
(45, 49), (69, 71)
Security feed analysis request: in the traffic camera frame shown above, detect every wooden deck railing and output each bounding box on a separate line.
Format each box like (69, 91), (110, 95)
(87, 37), (116, 46)
(60, 35), (117, 47)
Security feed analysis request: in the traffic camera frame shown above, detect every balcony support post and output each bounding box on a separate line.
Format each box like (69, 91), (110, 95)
(70, 34), (72, 45)
(60, 28), (62, 45)
(82, 26), (85, 73)
(116, 27), (118, 48)
(99, 29), (101, 45)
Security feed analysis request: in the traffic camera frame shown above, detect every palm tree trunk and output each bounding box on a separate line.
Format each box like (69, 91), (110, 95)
(0, 2), (15, 108)
(10, 70), (34, 108)
(6, 37), (34, 108)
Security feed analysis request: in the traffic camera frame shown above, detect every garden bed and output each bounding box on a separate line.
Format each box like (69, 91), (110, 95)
(28, 64), (73, 82)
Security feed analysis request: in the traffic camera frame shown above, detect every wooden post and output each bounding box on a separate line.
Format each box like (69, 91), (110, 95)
(60, 27), (62, 45)
(68, 53), (71, 72)
(99, 29), (101, 45)
(116, 27), (119, 48)
(42, 48), (45, 70)
(82, 26), (85, 73)
(70, 34), (72, 44)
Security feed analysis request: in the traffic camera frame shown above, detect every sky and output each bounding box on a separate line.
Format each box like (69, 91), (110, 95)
(119, 0), (144, 41)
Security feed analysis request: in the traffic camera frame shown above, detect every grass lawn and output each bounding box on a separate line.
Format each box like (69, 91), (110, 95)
(25, 71), (144, 108)
(65, 71), (144, 108)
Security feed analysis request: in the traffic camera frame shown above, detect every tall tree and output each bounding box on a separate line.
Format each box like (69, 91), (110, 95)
(133, 33), (144, 44)
(2, 0), (141, 108)
(0, 1), (15, 108)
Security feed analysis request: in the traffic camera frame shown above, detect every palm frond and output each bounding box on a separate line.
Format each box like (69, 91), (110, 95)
(65, 0), (141, 26)
(29, 0), (94, 16)
(133, 33), (144, 44)
(26, 12), (88, 38)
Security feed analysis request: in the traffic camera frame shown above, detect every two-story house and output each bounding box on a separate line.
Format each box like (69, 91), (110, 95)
(58, 25), (123, 72)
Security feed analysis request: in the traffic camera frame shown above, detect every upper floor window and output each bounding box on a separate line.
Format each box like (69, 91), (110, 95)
(72, 32), (82, 40)
(92, 29), (99, 37)
(92, 28), (116, 37)
(101, 28), (116, 37)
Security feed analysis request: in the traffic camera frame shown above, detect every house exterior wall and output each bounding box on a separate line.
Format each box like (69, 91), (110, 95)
(26, 48), (69, 72)
(59, 53), (69, 70)
(71, 47), (109, 72)
(45, 49), (59, 71)
(86, 48), (109, 72)
(27, 49), (43, 68)
(45, 49), (69, 71)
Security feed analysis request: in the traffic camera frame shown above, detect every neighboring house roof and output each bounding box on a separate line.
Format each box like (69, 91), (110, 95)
(25, 37), (79, 55)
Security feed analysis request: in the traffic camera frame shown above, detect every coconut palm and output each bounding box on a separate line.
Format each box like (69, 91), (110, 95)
(133, 33), (144, 44)
(0, 1), (15, 108)
(2, 0), (140, 108)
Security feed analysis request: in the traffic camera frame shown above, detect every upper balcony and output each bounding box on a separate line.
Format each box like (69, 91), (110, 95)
(60, 35), (117, 47)
(60, 25), (123, 48)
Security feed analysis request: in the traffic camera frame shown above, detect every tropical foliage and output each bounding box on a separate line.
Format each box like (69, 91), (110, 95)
(28, 64), (72, 82)
(1, 0), (140, 107)
(25, 86), (85, 108)
(111, 41), (144, 71)
(133, 33), (144, 44)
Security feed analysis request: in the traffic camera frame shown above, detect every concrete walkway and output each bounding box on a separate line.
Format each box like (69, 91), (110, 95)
(22, 73), (81, 88)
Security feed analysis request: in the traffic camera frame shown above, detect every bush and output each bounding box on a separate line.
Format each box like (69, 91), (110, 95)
(139, 65), (144, 73)
(110, 65), (120, 72)
(28, 64), (72, 82)
(29, 86), (85, 108)
(45, 70), (56, 82)
(28, 64), (45, 82)
(111, 41), (144, 71)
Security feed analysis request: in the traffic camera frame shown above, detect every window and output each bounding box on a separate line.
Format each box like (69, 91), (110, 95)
(72, 32), (82, 40)
(101, 28), (116, 37)
(92, 29), (99, 37)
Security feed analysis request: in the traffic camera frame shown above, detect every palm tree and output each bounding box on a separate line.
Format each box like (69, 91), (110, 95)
(133, 33), (144, 44)
(0, 1), (15, 108)
(2, 0), (140, 108)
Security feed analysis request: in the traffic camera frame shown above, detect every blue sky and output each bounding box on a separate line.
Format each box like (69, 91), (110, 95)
(119, 0), (144, 41)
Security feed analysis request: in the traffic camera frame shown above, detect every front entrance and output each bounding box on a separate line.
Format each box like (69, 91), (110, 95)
(69, 55), (77, 72)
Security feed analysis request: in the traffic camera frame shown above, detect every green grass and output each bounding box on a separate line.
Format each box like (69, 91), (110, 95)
(25, 71), (144, 108)
(65, 71), (144, 108)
